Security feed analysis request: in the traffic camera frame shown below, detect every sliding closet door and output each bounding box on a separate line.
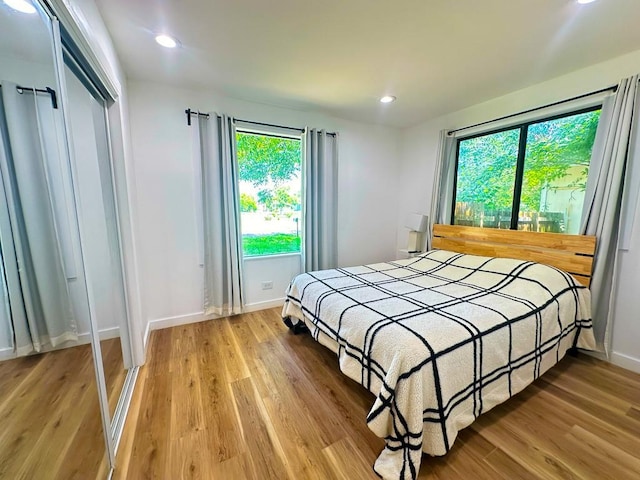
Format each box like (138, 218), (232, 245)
(0, 2), (109, 478)
(62, 61), (131, 421)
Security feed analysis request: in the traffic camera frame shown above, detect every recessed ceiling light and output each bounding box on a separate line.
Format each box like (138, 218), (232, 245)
(576, 0), (597, 4)
(3, 0), (37, 14)
(380, 95), (396, 104)
(155, 34), (179, 48)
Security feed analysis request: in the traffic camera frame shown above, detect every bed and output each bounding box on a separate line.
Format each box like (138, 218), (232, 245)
(281, 225), (597, 480)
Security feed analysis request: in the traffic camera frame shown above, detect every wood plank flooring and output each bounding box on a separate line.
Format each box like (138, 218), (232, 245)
(0, 337), (126, 479)
(102, 337), (128, 417)
(115, 308), (640, 479)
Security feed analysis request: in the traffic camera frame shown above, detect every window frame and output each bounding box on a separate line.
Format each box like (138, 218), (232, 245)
(235, 128), (303, 258)
(450, 105), (602, 230)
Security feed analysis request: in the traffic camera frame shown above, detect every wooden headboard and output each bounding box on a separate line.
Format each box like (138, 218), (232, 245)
(432, 224), (596, 287)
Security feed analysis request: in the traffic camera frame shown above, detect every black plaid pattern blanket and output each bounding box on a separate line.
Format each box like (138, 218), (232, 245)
(282, 249), (595, 480)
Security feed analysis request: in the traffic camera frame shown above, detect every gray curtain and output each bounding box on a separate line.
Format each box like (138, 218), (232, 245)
(581, 75), (639, 353)
(304, 129), (338, 272)
(197, 113), (244, 316)
(0, 82), (77, 355)
(427, 130), (457, 249)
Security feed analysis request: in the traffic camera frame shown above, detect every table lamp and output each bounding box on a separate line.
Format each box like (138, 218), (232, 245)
(405, 213), (428, 253)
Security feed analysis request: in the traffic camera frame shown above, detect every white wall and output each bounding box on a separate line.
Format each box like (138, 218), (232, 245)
(398, 48), (640, 372)
(126, 80), (400, 337)
(243, 255), (302, 308)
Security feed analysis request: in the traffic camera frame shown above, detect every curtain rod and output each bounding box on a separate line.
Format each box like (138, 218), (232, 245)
(235, 118), (305, 133)
(236, 118), (337, 137)
(447, 84), (617, 136)
(9, 85), (58, 109)
(185, 108), (209, 126)
(185, 108), (336, 136)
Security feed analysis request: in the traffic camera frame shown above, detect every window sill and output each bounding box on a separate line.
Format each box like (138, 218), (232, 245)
(243, 252), (302, 262)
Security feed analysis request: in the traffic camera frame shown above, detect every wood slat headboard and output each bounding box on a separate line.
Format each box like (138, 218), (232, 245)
(432, 224), (597, 287)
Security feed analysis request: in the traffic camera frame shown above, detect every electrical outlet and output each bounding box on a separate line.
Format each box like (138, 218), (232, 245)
(261, 281), (273, 290)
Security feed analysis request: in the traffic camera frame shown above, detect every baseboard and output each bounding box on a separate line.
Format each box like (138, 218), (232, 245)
(610, 351), (640, 373)
(143, 320), (151, 353)
(0, 326), (121, 361)
(243, 298), (285, 312)
(147, 311), (211, 332)
(0, 347), (13, 361)
(80, 326), (121, 342)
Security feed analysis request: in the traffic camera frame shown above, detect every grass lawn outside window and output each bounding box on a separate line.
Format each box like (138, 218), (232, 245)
(242, 233), (301, 256)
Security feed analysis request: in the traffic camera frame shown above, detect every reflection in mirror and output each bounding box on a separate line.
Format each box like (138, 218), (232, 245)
(63, 59), (129, 419)
(0, 1), (108, 477)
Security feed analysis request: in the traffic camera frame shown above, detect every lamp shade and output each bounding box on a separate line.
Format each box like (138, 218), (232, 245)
(405, 213), (428, 232)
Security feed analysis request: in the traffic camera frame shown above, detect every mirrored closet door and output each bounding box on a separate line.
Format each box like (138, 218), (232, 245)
(0, 1), (110, 477)
(0, 1), (134, 477)
(61, 49), (131, 426)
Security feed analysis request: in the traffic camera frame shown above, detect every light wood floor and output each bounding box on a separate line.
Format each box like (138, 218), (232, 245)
(0, 337), (126, 479)
(116, 308), (640, 479)
(102, 337), (128, 417)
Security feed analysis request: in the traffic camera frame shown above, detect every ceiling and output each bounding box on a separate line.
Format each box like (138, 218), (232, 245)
(94, 0), (640, 128)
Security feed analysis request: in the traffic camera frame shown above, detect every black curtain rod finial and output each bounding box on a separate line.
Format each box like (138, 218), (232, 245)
(15, 85), (58, 109)
(46, 87), (57, 109)
(185, 108), (211, 126)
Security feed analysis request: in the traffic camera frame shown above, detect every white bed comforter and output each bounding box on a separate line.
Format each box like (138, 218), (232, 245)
(282, 250), (595, 480)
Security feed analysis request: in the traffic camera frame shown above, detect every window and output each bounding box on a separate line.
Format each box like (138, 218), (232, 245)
(452, 107), (601, 234)
(236, 131), (302, 256)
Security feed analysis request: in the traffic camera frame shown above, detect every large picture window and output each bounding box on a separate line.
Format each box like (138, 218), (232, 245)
(236, 131), (302, 256)
(452, 107), (601, 234)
